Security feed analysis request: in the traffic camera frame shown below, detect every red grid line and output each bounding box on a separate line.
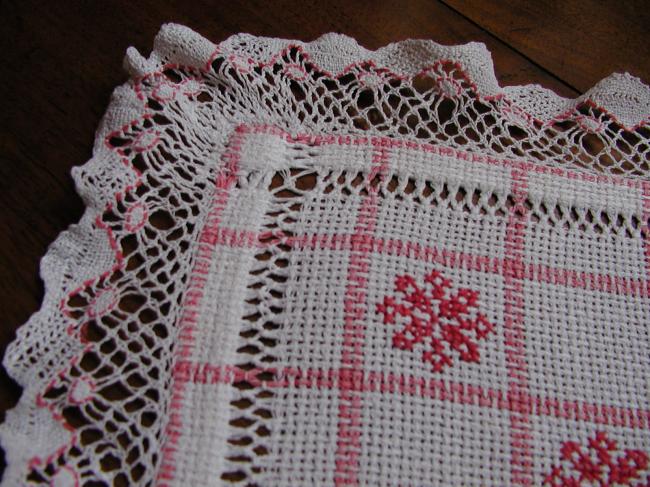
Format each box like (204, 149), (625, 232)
(161, 123), (648, 484)
(199, 226), (259, 248)
(334, 144), (390, 486)
(172, 361), (650, 431)
(286, 233), (650, 297)
(245, 124), (643, 189)
(156, 126), (245, 486)
(503, 169), (533, 485)
(199, 225), (650, 297)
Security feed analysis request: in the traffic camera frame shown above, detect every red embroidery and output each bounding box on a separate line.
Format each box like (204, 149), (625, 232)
(377, 270), (494, 372)
(544, 431), (650, 486)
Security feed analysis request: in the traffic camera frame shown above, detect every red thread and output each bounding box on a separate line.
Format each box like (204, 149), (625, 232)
(228, 54), (255, 73)
(152, 79), (180, 102)
(357, 70), (394, 88)
(420, 61), (470, 98)
(31, 46), (222, 477)
(49, 464), (80, 487)
(203, 44), (646, 131)
(544, 431), (650, 486)
(68, 377), (96, 406)
(30, 89), (646, 479)
(502, 101), (536, 129)
(282, 63), (309, 81)
(132, 129), (161, 152)
(134, 68), (206, 102)
(155, 127), (244, 487)
(504, 169), (534, 485)
(30, 109), (151, 472)
(174, 361), (650, 430)
(285, 232), (649, 297)
(124, 202), (148, 232)
(377, 269), (494, 372)
(86, 287), (119, 318)
(334, 145), (389, 487)
(244, 123), (642, 189)
(575, 114), (606, 134)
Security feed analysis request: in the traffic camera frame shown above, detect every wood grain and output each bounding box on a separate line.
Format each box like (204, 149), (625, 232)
(0, 0), (644, 477)
(443, 0), (650, 92)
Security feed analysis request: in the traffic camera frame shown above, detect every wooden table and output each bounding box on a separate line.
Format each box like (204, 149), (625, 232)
(1, 0), (648, 476)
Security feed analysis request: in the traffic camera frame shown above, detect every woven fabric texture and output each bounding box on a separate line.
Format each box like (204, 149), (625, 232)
(1, 24), (650, 486)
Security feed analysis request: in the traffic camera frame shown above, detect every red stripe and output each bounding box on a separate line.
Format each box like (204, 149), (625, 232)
(503, 169), (534, 486)
(334, 144), (389, 487)
(199, 226), (259, 247)
(286, 233), (649, 297)
(155, 125), (246, 486)
(245, 124), (642, 189)
(191, 226), (649, 296)
(179, 223), (649, 298)
(173, 361), (650, 430)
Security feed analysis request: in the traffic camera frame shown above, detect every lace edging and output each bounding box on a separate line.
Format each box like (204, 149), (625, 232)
(0, 84), (146, 483)
(127, 24), (650, 129)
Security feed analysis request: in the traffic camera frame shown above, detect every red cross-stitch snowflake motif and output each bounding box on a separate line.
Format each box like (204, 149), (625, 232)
(544, 431), (650, 486)
(376, 269), (494, 372)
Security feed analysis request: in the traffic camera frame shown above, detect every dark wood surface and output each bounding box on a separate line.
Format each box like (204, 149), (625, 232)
(0, 0), (647, 477)
(445, 0), (650, 93)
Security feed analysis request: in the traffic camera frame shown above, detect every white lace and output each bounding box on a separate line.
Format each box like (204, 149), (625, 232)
(1, 23), (648, 486)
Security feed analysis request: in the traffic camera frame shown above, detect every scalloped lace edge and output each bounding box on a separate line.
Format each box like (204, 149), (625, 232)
(126, 24), (650, 129)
